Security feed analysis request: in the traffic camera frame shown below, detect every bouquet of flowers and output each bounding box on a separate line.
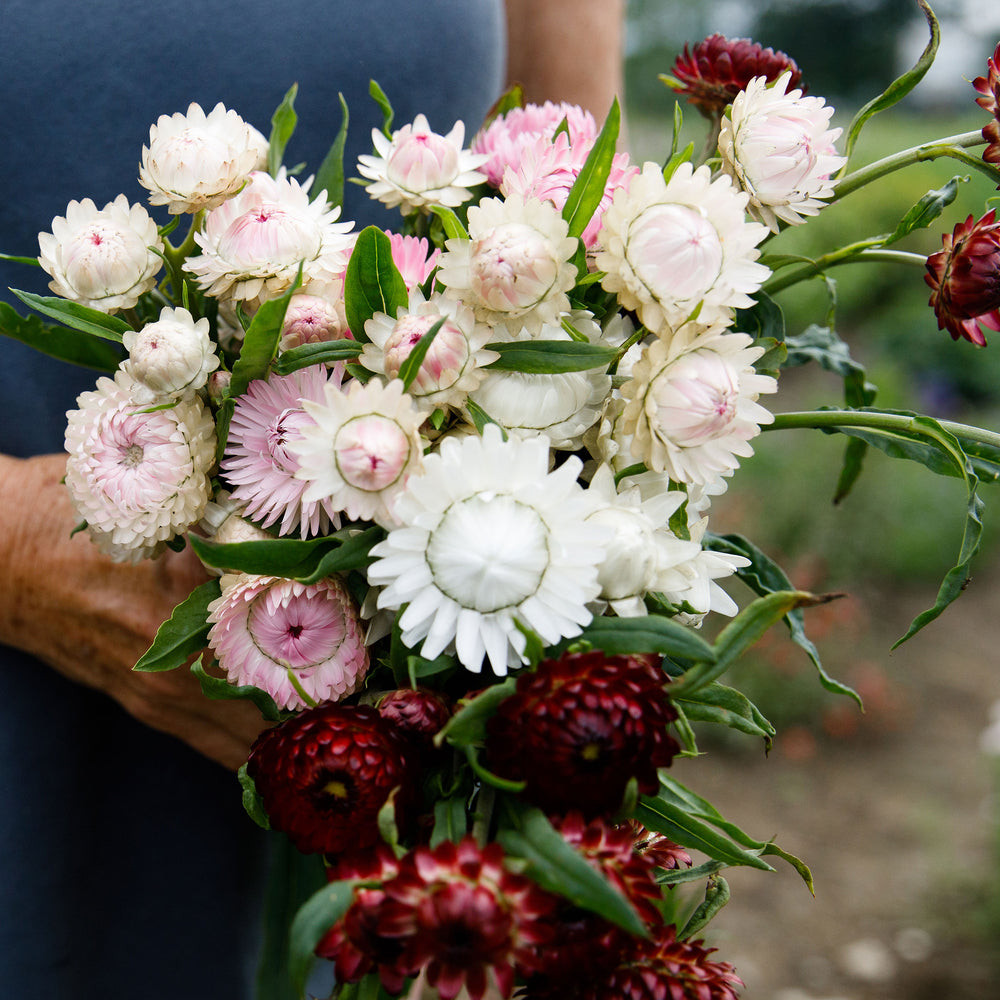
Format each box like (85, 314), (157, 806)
(5, 2), (1000, 996)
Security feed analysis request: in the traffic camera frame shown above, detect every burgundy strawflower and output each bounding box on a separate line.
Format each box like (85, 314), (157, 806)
(669, 34), (803, 118)
(378, 686), (453, 745)
(973, 41), (1000, 167)
(376, 838), (557, 1000)
(925, 210), (1000, 346)
(246, 704), (414, 855)
(485, 651), (680, 818)
(525, 924), (743, 1000)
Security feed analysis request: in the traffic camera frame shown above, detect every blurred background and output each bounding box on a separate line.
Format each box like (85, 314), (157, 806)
(621, 2), (1000, 997)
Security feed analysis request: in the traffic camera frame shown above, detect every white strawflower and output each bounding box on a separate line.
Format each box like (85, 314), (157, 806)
(64, 369), (216, 563)
(467, 317), (610, 449)
(38, 195), (163, 313)
(356, 114), (487, 215)
(360, 289), (498, 411)
(620, 327), (777, 486)
(122, 306), (220, 404)
(367, 425), (608, 675)
(719, 72), (847, 233)
(139, 101), (269, 215)
(584, 464), (701, 617)
(596, 162), (770, 333)
(437, 194), (578, 334)
(185, 170), (354, 305)
(292, 378), (426, 526)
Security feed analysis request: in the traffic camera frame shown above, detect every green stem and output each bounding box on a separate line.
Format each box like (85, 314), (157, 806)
(833, 130), (995, 201)
(763, 248), (927, 295)
(765, 409), (1000, 452)
(159, 210), (205, 302)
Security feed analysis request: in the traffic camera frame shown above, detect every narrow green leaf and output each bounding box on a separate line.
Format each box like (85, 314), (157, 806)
(0, 301), (123, 371)
(406, 652), (457, 687)
(229, 267), (302, 397)
(679, 875), (730, 940)
(499, 802), (648, 938)
(465, 745), (527, 793)
(430, 796), (468, 847)
(268, 83), (299, 176)
(0, 252), (41, 266)
(562, 97), (620, 240)
(437, 678), (518, 749)
(463, 398), (504, 436)
(483, 339), (618, 374)
(133, 580), (221, 672)
(841, 0), (940, 167)
(429, 205), (469, 241)
(312, 92), (349, 208)
(552, 613), (716, 664)
(289, 879), (360, 998)
(676, 682), (776, 746)
(238, 764), (271, 830)
(704, 533), (859, 704)
(214, 395), (235, 466)
(344, 226), (408, 342)
(668, 100), (683, 161)
(884, 175), (964, 245)
(657, 859), (727, 886)
(12, 289), (129, 342)
(190, 659), (282, 722)
(273, 338), (364, 375)
(368, 79), (395, 138)
(480, 84), (524, 129)
(399, 316), (445, 390)
(835, 436), (869, 505)
(662, 142), (695, 183)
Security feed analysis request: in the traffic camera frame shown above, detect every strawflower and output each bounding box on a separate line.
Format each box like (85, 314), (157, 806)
(974, 41), (1000, 166)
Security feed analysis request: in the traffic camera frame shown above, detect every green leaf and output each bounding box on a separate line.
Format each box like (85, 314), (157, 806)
(657, 859), (727, 886)
(483, 339), (618, 374)
(676, 682), (776, 747)
(704, 533), (859, 704)
(273, 338), (364, 375)
(499, 801), (648, 937)
(552, 613), (716, 664)
(312, 92), (349, 208)
(0, 301), (123, 371)
(399, 316), (445, 391)
(213, 395), (235, 466)
(561, 97), (620, 240)
(12, 289), (130, 342)
(662, 142), (694, 184)
(268, 83), (299, 176)
(344, 226), (409, 342)
(463, 398), (504, 436)
(883, 175), (965, 245)
(368, 79), (395, 138)
(190, 660), (283, 722)
(480, 84), (524, 129)
(437, 678), (518, 749)
(465, 745), (527, 793)
(238, 764), (271, 830)
(229, 267), (302, 396)
(430, 796), (468, 847)
(841, 0), (940, 168)
(289, 878), (360, 998)
(190, 527), (383, 583)
(0, 252), (41, 266)
(667, 100), (683, 161)
(406, 652), (457, 687)
(429, 205), (469, 241)
(679, 875), (730, 940)
(133, 580), (221, 672)
(672, 590), (838, 700)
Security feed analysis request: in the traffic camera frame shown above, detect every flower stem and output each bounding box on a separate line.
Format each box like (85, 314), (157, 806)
(765, 408), (1000, 452)
(833, 130), (996, 201)
(763, 248), (928, 294)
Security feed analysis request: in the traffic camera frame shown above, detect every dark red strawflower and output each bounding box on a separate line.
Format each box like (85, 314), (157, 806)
(629, 821), (694, 873)
(485, 651), (680, 818)
(246, 704), (414, 855)
(376, 838), (557, 1000)
(669, 34), (803, 117)
(378, 686), (453, 745)
(525, 924), (743, 1000)
(925, 210), (1000, 346)
(973, 42), (1000, 166)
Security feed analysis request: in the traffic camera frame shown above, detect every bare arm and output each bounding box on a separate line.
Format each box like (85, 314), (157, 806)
(504, 0), (625, 120)
(0, 452), (266, 769)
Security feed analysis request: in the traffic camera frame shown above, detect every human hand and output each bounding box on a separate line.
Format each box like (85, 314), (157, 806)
(0, 452), (267, 770)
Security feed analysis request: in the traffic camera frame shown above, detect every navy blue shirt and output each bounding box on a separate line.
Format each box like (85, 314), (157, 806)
(0, 3), (504, 996)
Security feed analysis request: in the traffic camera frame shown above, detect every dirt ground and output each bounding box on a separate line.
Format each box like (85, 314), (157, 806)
(669, 565), (1000, 1000)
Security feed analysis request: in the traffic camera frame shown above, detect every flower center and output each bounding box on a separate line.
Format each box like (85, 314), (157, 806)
(266, 407), (308, 473)
(427, 494), (549, 613)
(247, 587), (347, 669)
(122, 444), (145, 468)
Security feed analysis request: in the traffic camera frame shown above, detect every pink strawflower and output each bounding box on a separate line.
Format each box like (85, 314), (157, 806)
(501, 131), (638, 248)
(472, 102), (597, 188)
(388, 233), (441, 288)
(222, 364), (341, 537)
(207, 574), (369, 710)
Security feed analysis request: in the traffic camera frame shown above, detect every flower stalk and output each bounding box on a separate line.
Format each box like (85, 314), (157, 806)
(763, 248), (928, 294)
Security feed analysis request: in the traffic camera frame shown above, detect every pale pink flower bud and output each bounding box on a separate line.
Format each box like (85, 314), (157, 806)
(123, 306), (220, 403)
(38, 195), (163, 313)
(139, 102), (269, 215)
(279, 291), (348, 350)
(208, 370), (232, 405)
(334, 414), (413, 492)
(381, 314), (469, 394)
